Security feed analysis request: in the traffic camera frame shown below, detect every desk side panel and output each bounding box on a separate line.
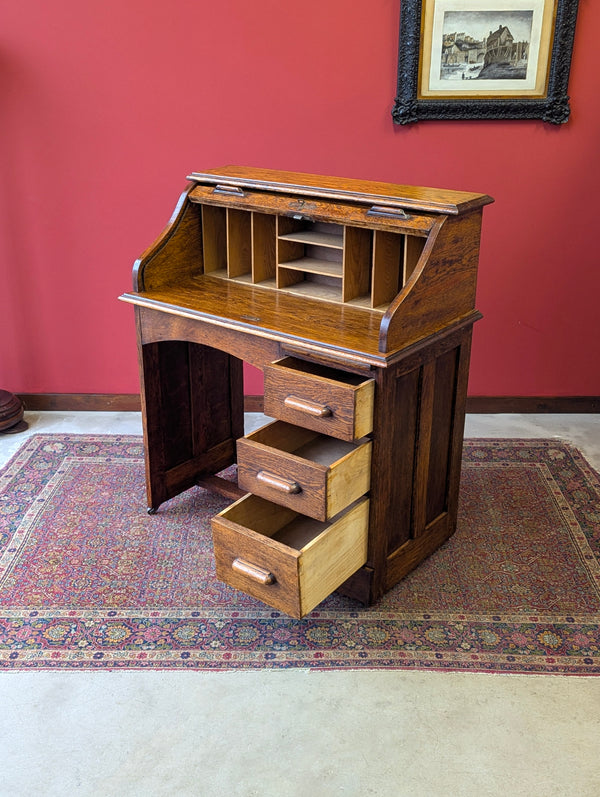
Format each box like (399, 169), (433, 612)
(133, 188), (203, 292)
(379, 211), (484, 353)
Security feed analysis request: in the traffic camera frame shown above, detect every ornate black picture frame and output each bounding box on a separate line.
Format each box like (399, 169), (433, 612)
(393, 0), (579, 124)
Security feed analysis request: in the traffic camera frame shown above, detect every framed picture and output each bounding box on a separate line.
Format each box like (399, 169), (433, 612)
(392, 0), (579, 124)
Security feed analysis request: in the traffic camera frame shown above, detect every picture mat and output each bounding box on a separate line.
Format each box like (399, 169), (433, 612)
(419, 0), (556, 97)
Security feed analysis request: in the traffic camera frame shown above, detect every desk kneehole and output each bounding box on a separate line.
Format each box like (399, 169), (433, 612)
(211, 494), (369, 619)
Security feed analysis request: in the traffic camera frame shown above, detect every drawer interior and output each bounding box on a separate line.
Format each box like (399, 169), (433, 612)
(274, 356), (372, 387)
(219, 493), (332, 551)
(244, 421), (363, 466)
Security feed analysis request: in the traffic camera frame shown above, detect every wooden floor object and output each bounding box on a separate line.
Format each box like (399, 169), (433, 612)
(120, 167), (493, 618)
(0, 390), (27, 434)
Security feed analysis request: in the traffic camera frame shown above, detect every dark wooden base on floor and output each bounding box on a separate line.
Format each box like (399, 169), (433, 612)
(466, 396), (600, 413)
(16, 393), (600, 414)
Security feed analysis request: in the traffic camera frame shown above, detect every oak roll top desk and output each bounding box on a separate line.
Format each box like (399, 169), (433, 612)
(120, 167), (493, 619)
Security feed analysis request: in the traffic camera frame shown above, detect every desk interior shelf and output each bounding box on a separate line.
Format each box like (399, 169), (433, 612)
(194, 198), (429, 312)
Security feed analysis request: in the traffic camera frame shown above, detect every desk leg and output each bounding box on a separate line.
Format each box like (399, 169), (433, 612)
(138, 338), (244, 512)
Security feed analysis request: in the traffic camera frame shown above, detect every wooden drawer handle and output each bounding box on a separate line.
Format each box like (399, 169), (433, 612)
(232, 558), (276, 585)
(284, 395), (332, 418)
(256, 470), (302, 494)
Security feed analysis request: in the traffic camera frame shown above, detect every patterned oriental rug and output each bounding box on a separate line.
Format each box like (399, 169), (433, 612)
(1, 435), (599, 674)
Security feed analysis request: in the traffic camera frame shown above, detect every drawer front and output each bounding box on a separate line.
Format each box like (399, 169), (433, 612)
(212, 494), (369, 619)
(237, 420), (371, 521)
(263, 357), (374, 441)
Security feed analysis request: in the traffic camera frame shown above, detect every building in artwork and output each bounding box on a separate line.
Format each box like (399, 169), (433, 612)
(442, 32), (485, 65)
(483, 25), (529, 68)
(441, 25), (529, 70)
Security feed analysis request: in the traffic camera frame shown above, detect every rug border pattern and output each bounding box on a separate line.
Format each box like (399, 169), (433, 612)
(1, 434), (599, 673)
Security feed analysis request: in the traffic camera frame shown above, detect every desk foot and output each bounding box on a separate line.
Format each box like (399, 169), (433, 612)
(147, 507), (158, 515)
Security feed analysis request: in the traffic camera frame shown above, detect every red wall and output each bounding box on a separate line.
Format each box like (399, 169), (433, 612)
(2, 0), (598, 398)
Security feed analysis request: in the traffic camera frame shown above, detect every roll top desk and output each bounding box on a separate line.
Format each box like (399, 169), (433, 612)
(120, 167), (493, 618)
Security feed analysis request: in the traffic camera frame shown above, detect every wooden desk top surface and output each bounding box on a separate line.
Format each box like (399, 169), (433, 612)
(121, 275), (391, 367)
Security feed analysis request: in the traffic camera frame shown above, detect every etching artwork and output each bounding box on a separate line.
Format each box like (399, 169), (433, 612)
(440, 11), (533, 81)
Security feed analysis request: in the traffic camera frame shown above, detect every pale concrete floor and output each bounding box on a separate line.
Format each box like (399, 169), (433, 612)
(0, 412), (599, 797)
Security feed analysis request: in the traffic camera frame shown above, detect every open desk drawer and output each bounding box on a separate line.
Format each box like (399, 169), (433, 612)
(263, 357), (374, 442)
(212, 494), (369, 619)
(237, 420), (371, 521)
